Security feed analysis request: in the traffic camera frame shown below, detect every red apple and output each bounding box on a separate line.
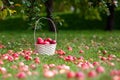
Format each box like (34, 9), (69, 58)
(93, 62), (100, 66)
(45, 38), (52, 42)
(67, 46), (72, 51)
(96, 66), (105, 73)
(112, 76), (120, 80)
(34, 57), (40, 64)
(16, 72), (26, 79)
(79, 50), (84, 53)
(81, 63), (89, 70)
(75, 72), (85, 79)
(12, 53), (19, 58)
(29, 64), (37, 70)
(88, 70), (97, 78)
(37, 37), (43, 41)
(12, 53), (19, 60)
(67, 71), (75, 78)
(50, 40), (56, 44)
(43, 40), (50, 44)
(107, 57), (113, 61)
(43, 64), (50, 70)
(64, 55), (75, 62)
(102, 50), (107, 55)
(37, 37), (44, 44)
(56, 49), (66, 55)
(110, 70), (119, 76)
(24, 56), (32, 60)
(43, 70), (55, 78)
(49, 64), (55, 68)
(8, 56), (14, 62)
(101, 57), (107, 61)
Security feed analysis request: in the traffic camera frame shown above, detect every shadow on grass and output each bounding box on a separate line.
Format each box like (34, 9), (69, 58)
(58, 13), (106, 30)
(0, 17), (30, 31)
(57, 10), (120, 30)
(0, 10), (120, 31)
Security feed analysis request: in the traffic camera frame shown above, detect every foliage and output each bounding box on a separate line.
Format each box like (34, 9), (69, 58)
(0, 0), (45, 27)
(21, 0), (42, 27)
(0, 0), (7, 20)
(0, 0), (17, 20)
(0, 0), (120, 27)
(0, 9), (7, 20)
(54, 0), (120, 20)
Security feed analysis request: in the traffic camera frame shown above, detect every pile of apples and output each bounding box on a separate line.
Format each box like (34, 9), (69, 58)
(36, 37), (56, 44)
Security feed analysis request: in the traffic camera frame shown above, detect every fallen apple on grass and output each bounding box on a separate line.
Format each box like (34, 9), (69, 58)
(43, 70), (55, 78)
(0, 37), (120, 80)
(67, 71), (75, 78)
(16, 72), (26, 79)
(96, 66), (105, 73)
(88, 70), (97, 78)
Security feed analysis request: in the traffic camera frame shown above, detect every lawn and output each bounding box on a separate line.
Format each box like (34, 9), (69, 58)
(0, 30), (120, 80)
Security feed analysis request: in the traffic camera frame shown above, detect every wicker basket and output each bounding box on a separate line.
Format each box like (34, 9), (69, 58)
(34, 17), (57, 55)
(35, 44), (57, 55)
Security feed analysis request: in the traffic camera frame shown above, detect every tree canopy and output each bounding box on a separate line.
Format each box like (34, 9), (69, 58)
(0, 0), (120, 31)
(0, 0), (119, 20)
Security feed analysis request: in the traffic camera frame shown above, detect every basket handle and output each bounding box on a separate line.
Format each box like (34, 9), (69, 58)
(34, 17), (57, 45)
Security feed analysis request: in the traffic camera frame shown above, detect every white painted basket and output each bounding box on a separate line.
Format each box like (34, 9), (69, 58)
(34, 17), (57, 55)
(35, 44), (57, 55)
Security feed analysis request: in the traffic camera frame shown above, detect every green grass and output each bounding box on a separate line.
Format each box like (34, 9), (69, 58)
(0, 30), (120, 80)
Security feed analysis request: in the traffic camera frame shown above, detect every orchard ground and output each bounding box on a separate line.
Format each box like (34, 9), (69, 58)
(0, 30), (120, 80)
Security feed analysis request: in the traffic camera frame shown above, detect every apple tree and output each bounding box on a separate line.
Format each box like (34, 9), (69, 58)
(20, 0), (56, 32)
(57, 0), (119, 30)
(0, 0), (56, 32)
(0, 0), (17, 20)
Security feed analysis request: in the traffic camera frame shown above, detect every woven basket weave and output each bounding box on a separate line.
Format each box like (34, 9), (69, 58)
(36, 44), (56, 55)
(34, 17), (57, 55)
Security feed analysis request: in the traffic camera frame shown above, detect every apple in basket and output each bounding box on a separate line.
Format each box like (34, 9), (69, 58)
(37, 37), (44, 44)
(50, 40), (56, 44)
(37, 37), (56, 44)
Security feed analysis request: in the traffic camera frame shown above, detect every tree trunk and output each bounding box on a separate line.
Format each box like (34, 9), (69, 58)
(45, 0), (56, 32)
(106, 2), (115, 31)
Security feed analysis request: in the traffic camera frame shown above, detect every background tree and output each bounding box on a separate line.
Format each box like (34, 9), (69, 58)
(44, 0), (56, 32)
(54, 0), (119, 31)
(0, 0), (120, 31)
(105, 0), (118, 31)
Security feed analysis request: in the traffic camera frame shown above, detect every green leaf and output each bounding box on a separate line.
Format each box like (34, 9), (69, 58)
(0, 0), (3, 9)
(0, 9), (8, 20)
